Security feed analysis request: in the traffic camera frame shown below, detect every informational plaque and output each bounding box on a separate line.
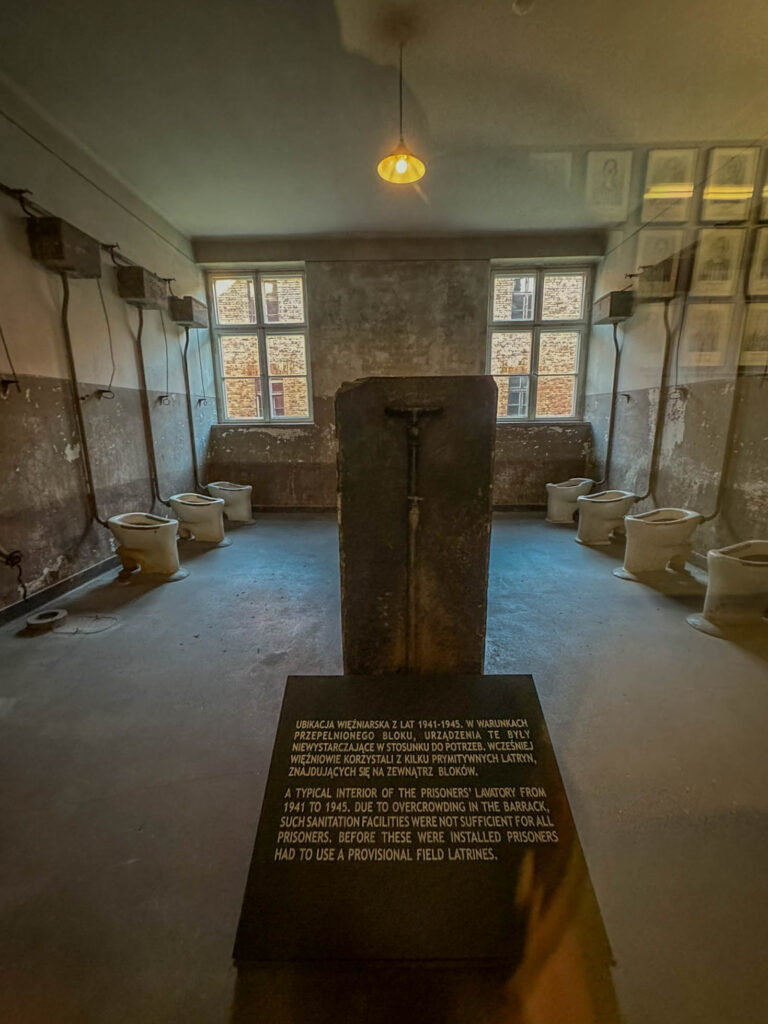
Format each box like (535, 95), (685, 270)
(234, 674), (592, 964)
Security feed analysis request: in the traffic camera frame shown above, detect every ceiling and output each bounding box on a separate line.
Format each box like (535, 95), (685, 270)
(1, 0), (767, 238)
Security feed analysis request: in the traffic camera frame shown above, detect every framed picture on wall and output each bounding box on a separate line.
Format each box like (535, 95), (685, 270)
(700, 147), (759, 222)
(759, 156), (768, 221)
(641, 149), (697, 223)
(528, 151), (573, 192)
(679, 302), (732, 367)
(747, 227), (768, 296)
(585, 151), (632, 222)
(740, 303), (768, 368)
(690, 228), (745, 297)
(636, 228), (684, 298)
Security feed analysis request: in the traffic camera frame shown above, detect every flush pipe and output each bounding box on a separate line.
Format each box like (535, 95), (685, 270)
(634, 299), (676, 503)
(58, 273), (110, 529)
(132, 306), (171, 509)
(592, 322), (623, 488)
(696, 362), (746, 525)
(181, 327), (206, 492)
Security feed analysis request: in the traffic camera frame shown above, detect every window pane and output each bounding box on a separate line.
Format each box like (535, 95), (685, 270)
(493, 375), (530, 418)
(261, 276), (305, 324)
(536, 376), (575, 417)
(224, 378), (263, 419)
(266, 333), (307, 376)
(492, 274), (535, 321)
(490, 331), (532, 374)
(538, 331), (580, 374)
(269, 376), (309, 418)
(220, 335), (260, 377)
(541, 273), (586, 320)
(214, 278), (257, 324)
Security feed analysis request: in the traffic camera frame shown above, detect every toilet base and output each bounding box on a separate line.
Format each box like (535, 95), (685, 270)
(687, 611), (768, 637)
(613, 565), (692, 583)
(575, 536), (614, 547)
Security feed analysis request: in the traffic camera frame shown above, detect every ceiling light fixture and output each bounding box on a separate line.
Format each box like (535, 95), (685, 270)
(377, 43), (425, 184)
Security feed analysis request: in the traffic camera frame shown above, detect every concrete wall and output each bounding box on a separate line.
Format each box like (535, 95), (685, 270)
(207, 258), (592, 507)
(586, 220), (768, 557)
(0, 82), (215, 612)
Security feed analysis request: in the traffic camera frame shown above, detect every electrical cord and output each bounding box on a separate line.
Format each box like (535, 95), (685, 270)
(0, 313), (21, 393)
(95, 278), (116, 397)
(59, 273), (110, 528)
(0, 546), (27, 600)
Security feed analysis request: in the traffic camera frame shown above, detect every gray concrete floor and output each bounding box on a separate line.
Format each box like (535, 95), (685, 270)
(0, 513), (766, 1023)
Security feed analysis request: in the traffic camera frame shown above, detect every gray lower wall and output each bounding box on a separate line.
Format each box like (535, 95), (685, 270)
(0, 374), (216, 610)
(585, 375), (768, 555)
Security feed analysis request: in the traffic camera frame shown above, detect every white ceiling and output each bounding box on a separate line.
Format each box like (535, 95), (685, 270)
(1, 0), (767, 237)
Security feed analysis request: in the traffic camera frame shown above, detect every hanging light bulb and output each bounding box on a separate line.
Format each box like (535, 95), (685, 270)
(377, 43), (426, 184)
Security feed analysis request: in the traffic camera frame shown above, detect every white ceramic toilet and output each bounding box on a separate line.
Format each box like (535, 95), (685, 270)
(168, 493), (229, 545)
(107, 513), (187, 580)
(688, 540), (768, 635)
(546, 477), (594, 524)
(575, 490), (636, 546)
(207, 481), (253, 522)
(614, 508), (702, 579)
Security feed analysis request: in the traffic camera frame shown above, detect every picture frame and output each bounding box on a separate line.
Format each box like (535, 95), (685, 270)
(690, 228), (745, 297)
(679, 302), (732, 367)
(585, 151), (632, 222)
(528, 151), (572, 192)
(740, 303), (768, 368)
(635, 228), (684, 298)
(641, 148), (697, 223)
(747, 227), (768, 297)
(700, 147), (759, 222)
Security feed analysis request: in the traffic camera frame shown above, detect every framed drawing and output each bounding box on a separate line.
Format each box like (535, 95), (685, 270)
(747, 227), (768, 297)
(700, 147), (759, 222)
(690, 228), (745, 297)
(586, 151), (632, 222)
(761, 158), (768, 221)
(679, 302), (732, 367)
(641, 148), (697, 223)
(740, 303), (768, 368)
(529, 151), (572, 192)
(636, 228), (683, 298)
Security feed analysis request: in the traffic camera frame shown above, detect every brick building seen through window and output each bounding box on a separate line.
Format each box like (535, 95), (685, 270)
(488, 268), (590, 419)
(210, 272), (311, 422)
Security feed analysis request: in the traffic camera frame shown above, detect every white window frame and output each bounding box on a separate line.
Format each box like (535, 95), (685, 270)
(208, 270), (313, 425)
(487, 266), (592, 421)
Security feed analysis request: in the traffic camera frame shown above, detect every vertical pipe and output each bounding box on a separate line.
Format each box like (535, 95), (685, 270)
(182, 327), (203, 491)
(133, 307), (169, 507)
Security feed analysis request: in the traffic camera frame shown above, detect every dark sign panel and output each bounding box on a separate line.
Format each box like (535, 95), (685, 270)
(234, 674), (595, 964)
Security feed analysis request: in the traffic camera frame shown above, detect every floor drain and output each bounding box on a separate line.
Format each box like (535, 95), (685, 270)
(52, 614), (118, 635)
(26, 608), (68, 630)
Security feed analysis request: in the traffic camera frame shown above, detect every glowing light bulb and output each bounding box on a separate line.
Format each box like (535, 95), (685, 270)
(377, 142), (426, 184)
(395, 157), (408, 174)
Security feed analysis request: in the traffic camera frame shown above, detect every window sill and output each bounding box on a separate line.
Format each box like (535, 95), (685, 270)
(496, 419), (588, 426)
(212, 420), (315, 429)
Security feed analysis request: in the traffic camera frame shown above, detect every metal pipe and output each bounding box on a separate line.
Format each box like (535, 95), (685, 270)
(385, 403), (442, 671)
(181, 327), (203, 491)
(593, 322), (622, 488)
(636, 299), (675, 502)
(132, 307), (170, 508)
(58, 273), (110, 528)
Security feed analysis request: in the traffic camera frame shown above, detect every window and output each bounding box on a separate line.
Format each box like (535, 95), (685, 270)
(487, 268), (590, 420)
(209, 272), (312, 422)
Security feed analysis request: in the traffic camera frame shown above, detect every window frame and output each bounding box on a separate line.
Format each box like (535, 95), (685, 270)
(487, 266), (592, 422)
(208, 270), (313, 425)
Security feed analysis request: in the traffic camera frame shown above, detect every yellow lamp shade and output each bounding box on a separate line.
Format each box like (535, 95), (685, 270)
(377, 143), (426, 184)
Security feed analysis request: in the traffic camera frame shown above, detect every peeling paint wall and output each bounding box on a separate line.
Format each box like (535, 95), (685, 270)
(207, 259), (592, 506)
(0, 87), (216, 611)
(585, 223), (768, 557)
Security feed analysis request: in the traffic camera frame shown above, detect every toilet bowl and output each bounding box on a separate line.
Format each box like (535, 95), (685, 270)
(107, 513), (187, 580)
(546, 477), (594, 524)
(688, 540), (768, 635)
(575, 490), (636, 546)
(207, 481), (253, 522)
(168, 493), (228, 544)
(614, 508), (702, 579)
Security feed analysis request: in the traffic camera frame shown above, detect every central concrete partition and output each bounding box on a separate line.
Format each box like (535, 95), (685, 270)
(336, 376), (497, 675)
